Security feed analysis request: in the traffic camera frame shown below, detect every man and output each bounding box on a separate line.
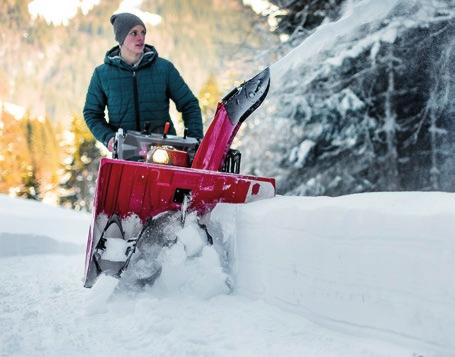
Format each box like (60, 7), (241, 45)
(83, 12), (203, 151)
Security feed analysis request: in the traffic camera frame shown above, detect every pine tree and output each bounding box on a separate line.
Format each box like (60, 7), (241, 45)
(269, 0), (346, 43)
(22, 115), (42, 198)
(16, 164), (40, 200)
(59, 115), (101, 211)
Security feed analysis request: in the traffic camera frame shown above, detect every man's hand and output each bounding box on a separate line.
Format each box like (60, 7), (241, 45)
(107, 137), (115, 152)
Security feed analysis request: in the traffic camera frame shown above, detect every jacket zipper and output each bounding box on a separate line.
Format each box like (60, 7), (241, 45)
(132, 71), (141, 131)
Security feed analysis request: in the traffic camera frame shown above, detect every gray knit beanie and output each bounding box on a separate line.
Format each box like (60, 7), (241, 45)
(110, 13), (146, 45)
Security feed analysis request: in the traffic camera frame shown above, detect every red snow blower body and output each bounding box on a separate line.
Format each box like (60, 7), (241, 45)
(84, 68), (274, 288)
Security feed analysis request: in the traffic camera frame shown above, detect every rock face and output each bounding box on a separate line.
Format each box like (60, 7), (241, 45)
(241, 1), (455, 195)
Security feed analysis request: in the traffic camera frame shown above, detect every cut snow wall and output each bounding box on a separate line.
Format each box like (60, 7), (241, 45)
(208, 192), (455, 354)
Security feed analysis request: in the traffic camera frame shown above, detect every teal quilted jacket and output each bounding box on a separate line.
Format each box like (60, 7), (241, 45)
(83, 45), (203, 146)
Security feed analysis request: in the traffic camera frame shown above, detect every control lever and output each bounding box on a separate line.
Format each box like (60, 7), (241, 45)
(163, 121), (170, 138)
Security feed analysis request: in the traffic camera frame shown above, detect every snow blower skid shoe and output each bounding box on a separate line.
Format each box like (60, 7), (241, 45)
(90, 215), (138, 280)
(84, 68), (275, 288)
(85, 213), (176, 288)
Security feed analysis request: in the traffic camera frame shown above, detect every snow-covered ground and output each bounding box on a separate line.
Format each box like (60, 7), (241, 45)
(1, 192), (454, 357)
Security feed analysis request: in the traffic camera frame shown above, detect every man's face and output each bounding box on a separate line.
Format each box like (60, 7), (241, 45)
(122, 24), (146, 55)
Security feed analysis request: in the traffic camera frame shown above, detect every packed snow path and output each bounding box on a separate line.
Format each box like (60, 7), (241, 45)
(0, 256), (412, 357)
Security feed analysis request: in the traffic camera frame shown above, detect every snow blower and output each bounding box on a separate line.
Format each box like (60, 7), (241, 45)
(83, 68), (275, 288)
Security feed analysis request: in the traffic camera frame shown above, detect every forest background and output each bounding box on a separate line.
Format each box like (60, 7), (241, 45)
(1, 0), (454, 211)
(0, 0), (279, 209)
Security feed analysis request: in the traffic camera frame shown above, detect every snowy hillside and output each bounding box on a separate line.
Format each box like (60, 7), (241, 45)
(1, 192), (454, 356)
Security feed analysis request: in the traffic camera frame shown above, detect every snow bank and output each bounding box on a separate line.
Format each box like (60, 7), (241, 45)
(0, 232), (82, 257)
(0, 194), (90, 244)
(208, 192), (455, 354)
(0, 194), (89, 256)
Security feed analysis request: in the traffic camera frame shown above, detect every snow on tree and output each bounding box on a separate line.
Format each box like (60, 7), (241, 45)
(240, 0), (455, 195)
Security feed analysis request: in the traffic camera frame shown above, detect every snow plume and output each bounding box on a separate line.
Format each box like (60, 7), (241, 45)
(147, 213), (231, 299)
(269, 0), (401, 87)
(240, 0), (403, 188)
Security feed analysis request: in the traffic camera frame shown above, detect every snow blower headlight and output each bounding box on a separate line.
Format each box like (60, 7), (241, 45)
(151, 148), (170, 164)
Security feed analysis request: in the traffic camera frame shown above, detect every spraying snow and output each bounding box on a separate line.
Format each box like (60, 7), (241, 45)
(92, 211), (231, 298)
(269, 0), (400, 87)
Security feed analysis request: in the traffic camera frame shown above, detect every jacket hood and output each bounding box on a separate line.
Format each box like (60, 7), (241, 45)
(104, 44), (158, 69)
